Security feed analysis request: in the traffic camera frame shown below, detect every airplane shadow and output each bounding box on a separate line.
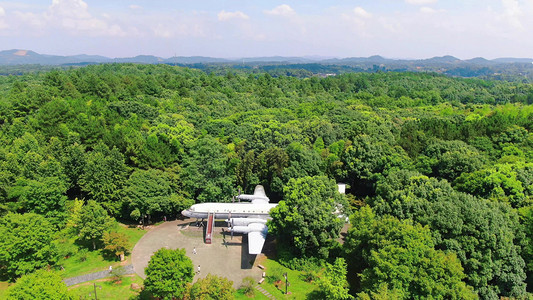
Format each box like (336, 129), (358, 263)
(218, 230), (256, 269)
(187, 220), (258, 270)
(240, 234), (256, 269)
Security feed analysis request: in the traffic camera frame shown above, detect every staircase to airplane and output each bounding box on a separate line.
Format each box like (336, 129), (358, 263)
(205, 212), (214, 244)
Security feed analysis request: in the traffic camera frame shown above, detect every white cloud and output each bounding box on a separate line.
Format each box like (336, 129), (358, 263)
(43, 0), (126, 36)
(420, 6), (436, 13)
(218, 10), (249, 21)
(500, 0), (524, 28)
(0, 5), (6, 30)
(48, 0), (90, 19)
(405, 0), (438, 5)
(265, 4), (295, 17)
(354, 7), (372, 18)
(129, 5), (142, 10)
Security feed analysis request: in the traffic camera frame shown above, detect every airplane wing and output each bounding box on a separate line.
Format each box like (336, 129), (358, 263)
(248, 230), (267, 255)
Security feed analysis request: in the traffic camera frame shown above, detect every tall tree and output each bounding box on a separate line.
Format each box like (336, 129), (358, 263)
(187, 274), (235, 300)
(0, 213), (58, 281)
(77, 200), (114, 250)
(345, 207), (477, 299)
(181, 135), (235, 203)
(125, 168), (192, 222)
(144, 248), (194, 300)
(6, 269), (74, 300)
(269, 176), (345, 258)
(371, 170), (526, 298)
(318, 258), (354, 300)
(79, 143), (128, 215)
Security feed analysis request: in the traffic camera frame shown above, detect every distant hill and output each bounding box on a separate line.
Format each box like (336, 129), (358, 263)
(492, 57), (533, 63)
(1, 49), (532, 80)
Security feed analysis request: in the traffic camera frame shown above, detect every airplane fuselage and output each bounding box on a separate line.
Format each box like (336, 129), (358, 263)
(182, 202), (278, 220)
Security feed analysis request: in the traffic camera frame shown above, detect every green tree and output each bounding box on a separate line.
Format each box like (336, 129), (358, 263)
(187, 273), (235, 300)
(102, 231), (129, 261)
(341, 135), (411, 196)
(79, 143), (128, 214)
(418, 139), (485, 181)
(125, 168), (192, 222)
(318, 258), (354, 300)
(269, 176), (345, 258)
(0, 213), (58, 281)
(181, 135), (235, 203)
(77, 200), (114, 250)
(6, 269), (74, 300)
(454, 162), (532, 208)
(345, 207), (477, 300)
(16, 177), (68, 223)
(144, 248), (194, 300)
(519, 205), (533, 290)
(371, 170), (526, 298)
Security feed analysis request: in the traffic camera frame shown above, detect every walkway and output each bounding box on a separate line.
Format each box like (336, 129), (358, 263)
(63, 265), (134, 286)
(131, 219), (263, 287)
(256, 285), (276, 299)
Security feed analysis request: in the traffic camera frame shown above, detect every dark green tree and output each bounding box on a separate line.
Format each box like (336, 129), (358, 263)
(269, 176), (345, 258)
(79, 143), (128, 215)
(16, 177), (68, 223)
(77, 200), (114, 250)
(345, 207), (477, 299)
(418, 139), (485, 181)
(181, 135), (235, 203)
(144, 248), (194, 300)
(371, 170), (526, 298)
(125, 168), (192, 222)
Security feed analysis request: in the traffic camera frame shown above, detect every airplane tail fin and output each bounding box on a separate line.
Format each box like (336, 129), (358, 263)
(253, 185), (267, 197)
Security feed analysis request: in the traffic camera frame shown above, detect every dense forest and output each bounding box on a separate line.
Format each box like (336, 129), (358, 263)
(0, 64), (531, 299)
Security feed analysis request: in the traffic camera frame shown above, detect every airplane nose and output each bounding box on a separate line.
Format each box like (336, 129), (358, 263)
(182, 210), (191, 218)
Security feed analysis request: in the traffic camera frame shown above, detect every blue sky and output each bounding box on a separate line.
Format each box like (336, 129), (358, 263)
(0, 0), (532, 59)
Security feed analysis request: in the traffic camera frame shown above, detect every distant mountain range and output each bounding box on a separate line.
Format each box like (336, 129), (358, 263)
(2, 49), (533, 79)
(1, 49), (532, 66)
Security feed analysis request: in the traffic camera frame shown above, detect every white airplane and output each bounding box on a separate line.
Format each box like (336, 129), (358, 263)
(181, 185), (277, 254)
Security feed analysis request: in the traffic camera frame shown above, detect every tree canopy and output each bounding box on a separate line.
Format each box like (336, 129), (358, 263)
(6, 269), (74, 300)
(269, 176), (346, 258)
(0, 213), (58, 281)
(144, 248), (194, 300)
(0, 64), (531, 299)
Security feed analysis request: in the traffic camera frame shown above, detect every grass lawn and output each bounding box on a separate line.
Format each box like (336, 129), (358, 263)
(234, 288), (270, 300)
(0, 281), (11, 299)
(69, 274), (146, 300)
(59, 223), (146, 279)
(253, 259), (319, 300)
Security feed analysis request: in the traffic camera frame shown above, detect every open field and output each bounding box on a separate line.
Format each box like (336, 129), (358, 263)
(59, 223), (147, 279)
(68, 274), (145, 300)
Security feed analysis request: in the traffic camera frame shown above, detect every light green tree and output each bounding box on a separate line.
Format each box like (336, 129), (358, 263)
(6, 269), (74, 300)
(187, 273), (235, 300)
(0, 213), (58, 281)
(318, 258), (353, 300)
(144, 248), (194, 300)
(77, 200), (114, 250)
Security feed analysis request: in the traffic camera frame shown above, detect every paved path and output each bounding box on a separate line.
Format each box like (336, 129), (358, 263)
(63, 265), (134, 286)
(256, 285), (276, 299)
(131, 219), (263, 287)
